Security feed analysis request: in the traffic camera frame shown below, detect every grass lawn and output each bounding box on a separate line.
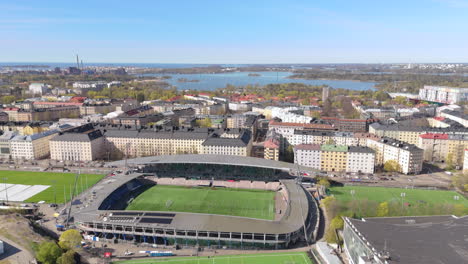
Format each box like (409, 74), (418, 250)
(113, 252), (314, 264)
(126, 185), (276, 220)
(0, 170), (104, 203)
(330, 186), (468, 206)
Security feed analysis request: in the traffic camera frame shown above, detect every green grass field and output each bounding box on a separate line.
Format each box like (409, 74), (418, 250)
(0, 170), (104, 203)
(126, 185), (276, 220)
(330, 186), (468, 206)
(113, 252), (314, 264)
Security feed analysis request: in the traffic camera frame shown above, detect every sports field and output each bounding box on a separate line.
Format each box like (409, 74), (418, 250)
(0, 170), (104, 203)
(330, 186), (468, 206)
(113, 252), (314, 264)
(126, 185), (276, 220)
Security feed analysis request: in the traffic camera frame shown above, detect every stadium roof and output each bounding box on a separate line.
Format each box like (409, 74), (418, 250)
(106, 154), (318, 174)
(72, 173), (314, 235)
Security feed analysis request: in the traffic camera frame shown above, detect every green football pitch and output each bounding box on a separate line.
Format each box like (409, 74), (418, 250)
(126, 185), (276, 220)
(0, 170), (104, 203)
(113, 252), (314, 264)
(329, 186), (468, 206)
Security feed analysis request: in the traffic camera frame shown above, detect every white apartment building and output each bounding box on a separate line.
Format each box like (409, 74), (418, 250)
(346, 147), (375, 174)
(50, 129), (105, 161)
(72, 81), (107, 90)
(271, 107), (312, 123)
(464, 149), (468, 171)
(291, 131), (359, 146)
(367, 137), (423, 174)
(419, 85), (468, 104)
(294, 144), (321, 169)
(9, 130), (59, 160)
(28, 83), (49, 95)
(440, 110), (468, 127)
(269, 121), (335, 147)
(228, 102), (252, 112)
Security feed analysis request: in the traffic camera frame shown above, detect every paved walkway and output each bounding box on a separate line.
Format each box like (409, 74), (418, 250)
(0, 236), (35, 264)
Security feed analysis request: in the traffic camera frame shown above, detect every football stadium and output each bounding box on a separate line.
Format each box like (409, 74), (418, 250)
(71, 155), (319, 249)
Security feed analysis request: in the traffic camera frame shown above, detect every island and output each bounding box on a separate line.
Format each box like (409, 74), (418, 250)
(177, 78), (200, 83)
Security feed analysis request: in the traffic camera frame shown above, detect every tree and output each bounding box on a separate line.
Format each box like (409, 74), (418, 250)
(394, 96), (407, 105)
(376, 201), (389, 217)
(283, 145), (294, 163)
(58, 229), (82, 250)
(136, 92), (145, 102)
(373, 91), (390, 101)
(196, 117), (212, 128)
(36, 242), (63, 264)
(446, 153), (455, 170)
(1, 95), (16, 104)
(325, 216), (344, 244)
(57, 250), (76, 264)
(384, 160), (401, 172)
(318, 178), (331, 188)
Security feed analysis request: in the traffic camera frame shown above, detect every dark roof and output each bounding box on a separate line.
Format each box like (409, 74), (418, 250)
(202, 130), (251, 147)
(375, 137), (423, 151)
(370, 122), (468, 133)
(348, 146), (375, 154)
(51, 129), (103, 142)
(345, 216), (468, 264)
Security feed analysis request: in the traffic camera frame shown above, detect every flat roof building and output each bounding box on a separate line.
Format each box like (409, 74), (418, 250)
(343, 215), (468, 264)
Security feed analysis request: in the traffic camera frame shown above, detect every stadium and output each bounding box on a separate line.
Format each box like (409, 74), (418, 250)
(71, 155), (319, 249)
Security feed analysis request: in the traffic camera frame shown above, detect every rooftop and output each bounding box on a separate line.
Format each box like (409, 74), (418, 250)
(321, 144), (348, 152)
(345, 215), (468, 264)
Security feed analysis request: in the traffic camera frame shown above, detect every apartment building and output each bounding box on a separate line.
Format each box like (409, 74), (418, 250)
(269, 121), (336, 147)
(464, 149), (468, 171)
(369, 123), (468, 145)
(419, 85), (468, 104)
(72, 81), (107, 90)
(9, 129), (59, 160)
(79, 104), (116, 115)
(346, 146), (376, 174)
(50, 124), (105, 161)
(201, 130), (252, 156)
(418, 133), (468, 166)
(294, 144), (375, 173)
(291, 131), (359, 146)
(367, 137), (423, 174)
(4, 106), (81, 122)
(0, 131), (16, 159)
(440, 109), (468, 127)
(320, 145), (348, 172)
(321, 117), (372, 132)
(263, 129), (281, 161)
(103, 125), (252, 159)
(28, 83), (49, 95)
(271, 107), (313, 123)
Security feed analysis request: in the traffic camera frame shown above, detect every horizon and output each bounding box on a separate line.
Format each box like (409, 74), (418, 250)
(2, 0), (468, 63)
(2, 61), (468, 65)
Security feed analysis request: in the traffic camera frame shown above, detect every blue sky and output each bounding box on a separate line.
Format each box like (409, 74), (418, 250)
(1, 0), (468, 63)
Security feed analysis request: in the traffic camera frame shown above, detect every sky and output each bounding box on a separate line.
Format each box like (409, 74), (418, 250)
(1, 0), (468, 64)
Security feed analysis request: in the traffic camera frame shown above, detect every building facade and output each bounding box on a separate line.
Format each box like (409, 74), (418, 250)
(367, 137), (424, 174)
(50, 124), (105, 161)
(418, 133), (468, 167)
(419, 85), (468, 104)
(9, 130), (59, 160)
(294, 144), (375, 173)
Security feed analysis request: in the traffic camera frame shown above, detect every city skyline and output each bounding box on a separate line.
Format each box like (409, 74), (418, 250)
(2, 0), (468, 63)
